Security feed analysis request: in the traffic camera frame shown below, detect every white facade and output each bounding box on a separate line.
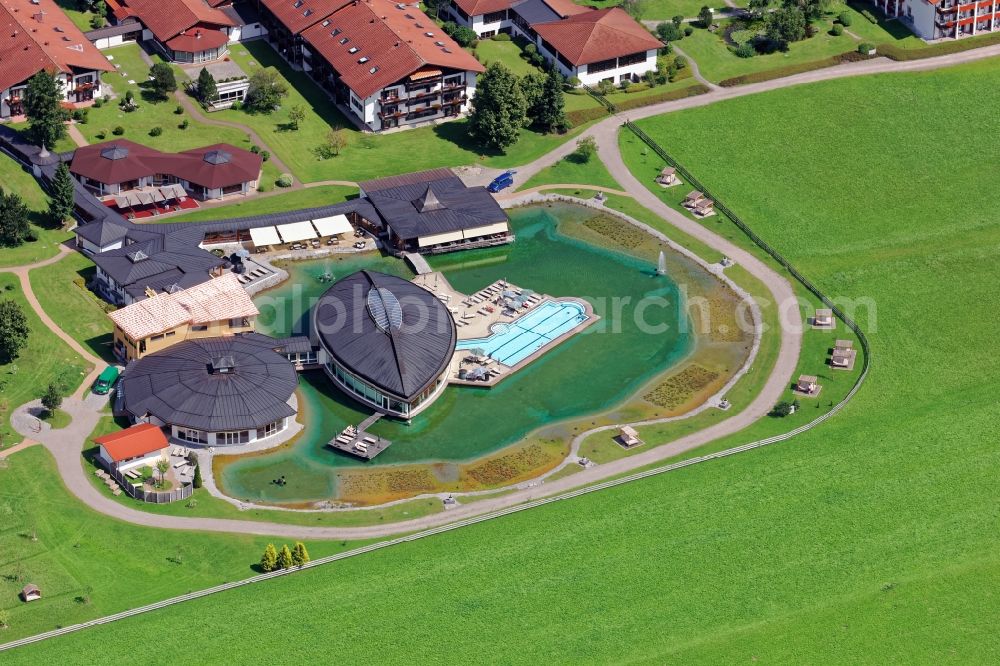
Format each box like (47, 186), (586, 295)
(170, 416), (289, 447)
(907, 0), (938, 39)
(1, 70), (105, 119)
(226, 22), (268, 43)
(77, 236), (125, 256)
(567, 49), (658, 86)
(98, 445), (169, 471)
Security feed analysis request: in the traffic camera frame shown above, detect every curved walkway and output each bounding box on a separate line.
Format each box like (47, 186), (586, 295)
(0, 245), (104, 400)
(672, 45), (722, 91)
(8, 43), (1000, 538)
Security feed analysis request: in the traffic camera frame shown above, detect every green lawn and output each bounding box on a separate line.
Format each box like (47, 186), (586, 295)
(0, 446), (364, 642)
(520, 153), (622, 191)
(474, 38), (542, 77)
(53, 0), (98, 32)
(588, 0), (711, 19)
(0, 273), (91, 446)
(0, 155), (72, 268)
(28, 252), (115, 364)
(213, 41), (589, 183)
(9, 58), (1000, 663)
(162, 184), (357, 223)
(678, 17), (858, 83)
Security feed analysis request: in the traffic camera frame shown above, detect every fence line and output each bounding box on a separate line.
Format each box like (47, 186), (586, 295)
(583, 84), (617, 113)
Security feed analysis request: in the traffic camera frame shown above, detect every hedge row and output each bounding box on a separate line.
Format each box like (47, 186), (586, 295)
(877, 30), (1000, 60)
(718, 51), (865, 87)
(615, 83), (710, 111)
(566, 106), (610, 126)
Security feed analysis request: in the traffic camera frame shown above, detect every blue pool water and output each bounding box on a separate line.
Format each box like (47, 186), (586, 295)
(456, 300), (589, 366)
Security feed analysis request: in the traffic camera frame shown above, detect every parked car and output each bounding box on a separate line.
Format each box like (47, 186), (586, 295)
(487, 170), (516, 193)
(93, 366), (120, 395)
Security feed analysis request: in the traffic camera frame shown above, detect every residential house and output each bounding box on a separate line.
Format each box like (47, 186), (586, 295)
(94, 422), (171, 471)
(0, 0), (114, 119)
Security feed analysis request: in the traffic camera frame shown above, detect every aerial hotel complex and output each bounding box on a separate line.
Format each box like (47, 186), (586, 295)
(444, 0), (662, 85)
(0, 0), (114, 119)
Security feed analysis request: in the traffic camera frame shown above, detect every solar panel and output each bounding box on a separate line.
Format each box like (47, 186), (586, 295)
(367, 287), (402, 333)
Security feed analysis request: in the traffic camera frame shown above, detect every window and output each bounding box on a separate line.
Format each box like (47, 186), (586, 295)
(348, 46), (359, 53)
(483, 9), (507, 23)
(339, 37), (349, 44)
(165, 330), (176, 337)
(177, 428), (207, 444)
(617, 51), (647, 67)
(150, 333), (164, 341)
(358, 56), (369, 63)
(191, 324), (208, 332)
(293, 0), (303, 7)
(587, 57), (618, 74)
(256, 420), (282, 440)
(229, 318), (249, 328)
(218, 430), (250, 445)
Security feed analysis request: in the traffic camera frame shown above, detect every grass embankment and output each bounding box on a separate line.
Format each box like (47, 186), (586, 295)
(0, 446), (364, 642)
(0, 273), (91, 446)
(0, 155), (71, 268)
(161, 184), (358, 223)
(13, 61), (1000, 662)
(28, 252), (115, 364)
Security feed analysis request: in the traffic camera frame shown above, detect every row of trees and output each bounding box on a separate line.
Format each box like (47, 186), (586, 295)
(468, 63), (567, 151)
(260, 542), (311, 572)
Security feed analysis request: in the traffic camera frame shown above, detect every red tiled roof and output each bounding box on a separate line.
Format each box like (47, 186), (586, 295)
(70, 139), (263, 190)
(94, 423), (169, 462)
(259, 0), (351, 35)
(118, 0), (234, 43)
(540, 0), (591, 17)
(0, 0), (113, 92)
(302, 0), (483, 99)
(533, 7), (661, 66)
(450, 0), (515, 16)
(165, 23), (231, 51)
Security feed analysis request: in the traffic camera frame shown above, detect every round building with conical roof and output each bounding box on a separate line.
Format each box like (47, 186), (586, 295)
(314, 270), (457, 418)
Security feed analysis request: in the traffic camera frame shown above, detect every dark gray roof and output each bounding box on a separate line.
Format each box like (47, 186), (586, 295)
(314, 271), (456, 401)
(359, 167), (456, 194)
(92, 239), (226, 293)
(512, 0), (561, 26)
(75, 218), (129, 246)
(368, 177), (507, 241)
(84, 18), (141, 41)
(117, 335), (298, 432)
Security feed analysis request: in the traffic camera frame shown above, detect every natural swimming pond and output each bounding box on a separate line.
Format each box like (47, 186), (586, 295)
(455, 300), (588, 366)
(217, 203), (698, 504)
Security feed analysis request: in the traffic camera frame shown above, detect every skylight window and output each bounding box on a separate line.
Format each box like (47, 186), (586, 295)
(425, 31), (434, 37)
(321, 19), (330, 26)
(370, 66), (378, 74)
(358, 56), (369, 63)
(348, 46), (359, 53)
(331, 27), (341, 36)
(434, 40), (443, 46)
(339, 36), (349, 44)
(303, 8), (313, 16)
(292, 0), (303, 7)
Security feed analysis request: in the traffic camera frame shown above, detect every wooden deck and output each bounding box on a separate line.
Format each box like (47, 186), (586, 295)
(325, 413), (391, 460)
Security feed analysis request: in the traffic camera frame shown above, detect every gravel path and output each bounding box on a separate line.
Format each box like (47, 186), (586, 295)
(6, 43), (1000, 538)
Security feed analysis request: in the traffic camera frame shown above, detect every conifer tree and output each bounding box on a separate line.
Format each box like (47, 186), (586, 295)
(260, 543), (278, 572)
(277, 544), (294, 570)
(291, 542), (310, 567)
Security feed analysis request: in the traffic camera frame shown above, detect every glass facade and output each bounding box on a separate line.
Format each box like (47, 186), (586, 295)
(324, 357), (444, 417)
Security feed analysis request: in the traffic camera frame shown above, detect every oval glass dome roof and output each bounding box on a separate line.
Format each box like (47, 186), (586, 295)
(367, 286), (403, 332)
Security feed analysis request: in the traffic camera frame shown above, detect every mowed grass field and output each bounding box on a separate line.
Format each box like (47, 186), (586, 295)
(0, 447), (360, 641)
(7, 60), (1000, 661)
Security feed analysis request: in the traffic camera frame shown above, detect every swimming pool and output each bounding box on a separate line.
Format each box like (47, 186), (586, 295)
(456, 300), (589, 366)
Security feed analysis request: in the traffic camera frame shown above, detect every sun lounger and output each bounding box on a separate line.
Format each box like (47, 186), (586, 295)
(173, 460), (186, 468)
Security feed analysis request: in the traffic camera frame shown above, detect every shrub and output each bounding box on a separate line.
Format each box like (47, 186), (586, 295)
(149, 126), (163, 136)
(112, 125), (125, 136)
(624, 82), (651, 93)
(179, 118), (189, 129)
(684, 25), (694, 36)
(838, 11), (853, 26)
(567, 76), (581, 87)
(831, 23), (844, 36)
(93, 97), (103, 108)
(451, 26), (477, 47)
(249, 144), (260, 154)
(492, 32), (511, 41)
(672, 14), (684, 26)
(735, 42), (756, 58)
(729, 29), (755, 45)
(656, 22), (682, 42)
(174, 105), (184, 115)
(718, 51), (863, 86)
(858, 42), (875, 54)
(260, 150), (270, 162)
(276, 173), (293, 188)
(566, 106), (609, 126)
(861, 9), (877, 22)
(95, 129), (107, 140)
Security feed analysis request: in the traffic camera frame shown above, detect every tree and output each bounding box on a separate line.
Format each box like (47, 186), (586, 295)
(571, 136), (597, 163)
(244, 69), (288, 114)
(698, 5), (714, 27)
(196, 67), (218, 105)
(451, 26), (477, 46)
(747, 0), (772, 19)
(287, 104), (306, 131)
(534, 69), (567, 134)
(619, 0), (643, 18)
(783, 0), (830, 21)
(49, 162), (75, 225)
(41, 382), (62, 413)
(320, 127), (347, 158)
(277, 544), (294, 570)
(0, 300), (30, 362)
(192, 462), (203, 489)
(765, 7), (807, 49)
(291, 542), (310, 567)
(519, 72), (545, 117)
(0, 188), (31, 247)
(260, 543), (278, 572)
(156, 458), (170, 487)
(656, 22), (682, 42)
(148, 63), (177, 101)
(468, 63), (527, 151)
(24, 71), (67, 148)
(90, 0), (107, 28)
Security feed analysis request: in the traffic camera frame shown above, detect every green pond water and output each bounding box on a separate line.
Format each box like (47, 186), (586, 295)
(219, 203), (695, 503)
